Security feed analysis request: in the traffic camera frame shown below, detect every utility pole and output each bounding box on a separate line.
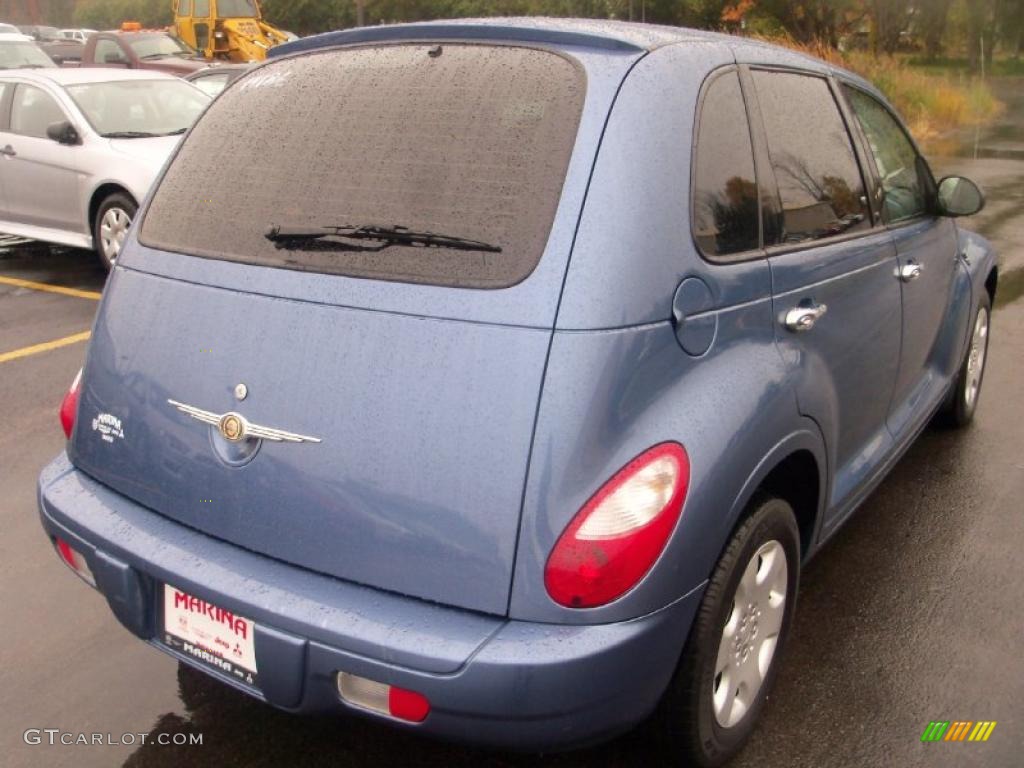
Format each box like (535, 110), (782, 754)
(355, 0), (366, 27)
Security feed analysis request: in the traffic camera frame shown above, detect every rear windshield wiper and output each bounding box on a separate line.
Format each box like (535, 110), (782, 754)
(264, 224), (502, 254)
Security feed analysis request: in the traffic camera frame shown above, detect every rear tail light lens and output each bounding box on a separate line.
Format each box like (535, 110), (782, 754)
(55, 537), (96, 588)
(545, 442), (690, 608)
(60, 368), (83, 439)
(336, 672), (430, 723)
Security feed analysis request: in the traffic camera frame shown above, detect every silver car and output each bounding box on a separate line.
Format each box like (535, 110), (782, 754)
(0, 69), (209, 267)
(0, 32), (55, 61)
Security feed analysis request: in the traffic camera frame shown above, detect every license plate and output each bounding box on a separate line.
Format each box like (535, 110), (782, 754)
(162, 585), (259, 688)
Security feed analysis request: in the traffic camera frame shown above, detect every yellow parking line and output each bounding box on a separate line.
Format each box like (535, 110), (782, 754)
(0, 331), (92, 364)
(0, 276), (102, 301)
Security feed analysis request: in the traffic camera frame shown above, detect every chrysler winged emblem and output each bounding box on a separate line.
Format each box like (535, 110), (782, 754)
(167, 400), (321, 444)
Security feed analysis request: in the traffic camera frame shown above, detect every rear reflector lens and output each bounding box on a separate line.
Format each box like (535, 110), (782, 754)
(388, 686), (432, 723)
(60, 368), (83, 439)
(337, 672), (430, 723)
(545, 442), (689, 608)
(55, 537), (96, 588)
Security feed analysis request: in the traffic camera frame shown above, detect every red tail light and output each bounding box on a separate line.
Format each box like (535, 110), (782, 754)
(545, 442), (690, 608)
(60, 368), (83, 439)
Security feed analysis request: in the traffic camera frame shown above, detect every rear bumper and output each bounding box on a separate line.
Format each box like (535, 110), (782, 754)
(38, 454), (704, 751)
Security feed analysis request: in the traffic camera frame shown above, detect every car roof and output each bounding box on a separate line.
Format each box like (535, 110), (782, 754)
(274, 17), (868, 85)
(275, 17), (778, 52)
(277, 17), (710, 56)
(0, 68), (180, 85)
(0, 32), (33, 41)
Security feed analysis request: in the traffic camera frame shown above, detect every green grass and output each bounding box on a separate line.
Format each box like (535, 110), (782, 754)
(906, 56), (1024, 78)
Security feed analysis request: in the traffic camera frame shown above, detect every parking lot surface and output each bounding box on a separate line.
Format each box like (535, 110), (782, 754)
(2, 85), (1022, 767)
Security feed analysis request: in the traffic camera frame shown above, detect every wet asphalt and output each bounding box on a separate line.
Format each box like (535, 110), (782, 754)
(2, 81), (1022, 768)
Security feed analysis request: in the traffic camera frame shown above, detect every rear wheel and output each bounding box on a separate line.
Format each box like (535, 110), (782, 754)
(657, 494), (800, 767)
(94, 192), (137, 270)
(939, 293), (991, 428)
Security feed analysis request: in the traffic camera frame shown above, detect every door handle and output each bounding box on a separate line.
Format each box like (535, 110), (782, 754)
(0, 145), (15, 157)
(784, 303), (828, 333)
(898, 262), (923, 282)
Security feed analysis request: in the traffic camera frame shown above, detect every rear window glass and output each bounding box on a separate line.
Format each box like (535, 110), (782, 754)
(140, 44), (586, 289)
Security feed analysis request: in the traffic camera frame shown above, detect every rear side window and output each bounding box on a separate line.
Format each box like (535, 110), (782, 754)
(753, 71), (870, 245)
(692, 70), (759, 259)
(141, 44), (586, 289)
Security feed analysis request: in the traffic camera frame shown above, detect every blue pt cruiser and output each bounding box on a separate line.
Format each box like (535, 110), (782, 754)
(38, 18), (997, 766)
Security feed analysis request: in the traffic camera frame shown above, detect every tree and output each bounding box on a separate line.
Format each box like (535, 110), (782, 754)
(73, 0), (173, 29)
(0, 0), (74, 24)
(997, 0), (1024, 59)
(678, 0), (735, 28)
(869, 0), (910, 54)
(917, 0), (954, 60)
(754, 0), (864, 47)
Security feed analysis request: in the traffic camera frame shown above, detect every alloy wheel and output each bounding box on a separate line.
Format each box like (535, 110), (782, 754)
(100, 207), (132, 265)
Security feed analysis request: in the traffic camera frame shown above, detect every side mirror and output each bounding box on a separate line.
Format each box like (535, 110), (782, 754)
(103, 52), (128, 65)
(938, 176), (985, 217)
(46, 120), (81, 146)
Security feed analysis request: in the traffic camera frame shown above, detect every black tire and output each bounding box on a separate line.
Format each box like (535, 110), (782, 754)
(656, 494), (800, 768)
(937, 292), (992, 429)
(93, 191), (137, 270)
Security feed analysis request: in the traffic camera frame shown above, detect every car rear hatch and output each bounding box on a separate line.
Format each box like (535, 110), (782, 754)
(69, 38), (640, 616)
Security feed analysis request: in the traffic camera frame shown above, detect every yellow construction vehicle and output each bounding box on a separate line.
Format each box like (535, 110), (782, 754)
(172, 0), (290, 62)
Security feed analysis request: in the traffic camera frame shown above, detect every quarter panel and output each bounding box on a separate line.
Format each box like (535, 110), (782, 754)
(556, 42), (744, 330)
(510, 297), (806, 623)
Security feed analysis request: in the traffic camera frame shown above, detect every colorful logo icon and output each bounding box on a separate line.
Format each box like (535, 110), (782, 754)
(921, 721), (997, 742)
